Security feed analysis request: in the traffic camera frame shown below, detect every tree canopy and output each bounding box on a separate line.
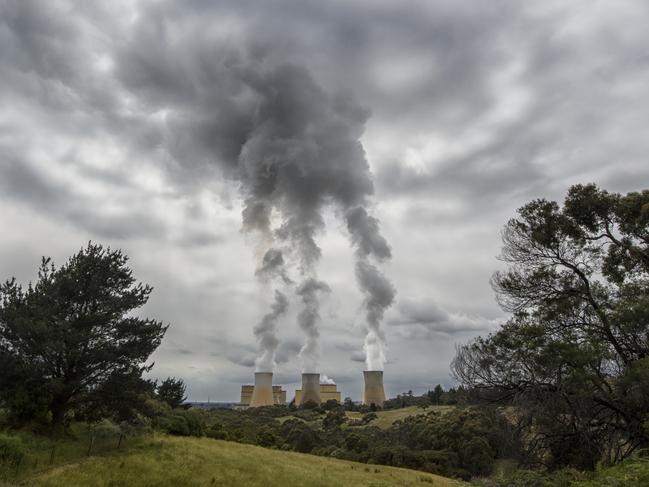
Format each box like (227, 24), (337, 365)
(452, 184), (649, 468)
(0, 243), (167, 430)
(157, 377), (187, 409)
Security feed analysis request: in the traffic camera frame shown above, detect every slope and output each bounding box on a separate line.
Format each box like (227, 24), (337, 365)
(29, 435), (467, 487)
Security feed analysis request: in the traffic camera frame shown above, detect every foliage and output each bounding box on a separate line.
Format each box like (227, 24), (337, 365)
(0, 433), (25, 471)
(453, 184), (649, 469)
(156, 377), (187, 409)
(0, 421), (146, 482)
(322, 409), (347, 429)
(0, 243), (168, 431)
(573, 455), (649, 487)
(155, 408), (207, 437)
(150, 403), (510, 480)
(383, 385), (465, 409)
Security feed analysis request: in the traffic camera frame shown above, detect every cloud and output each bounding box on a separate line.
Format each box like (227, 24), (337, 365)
(1, 0), (648, 400)
(391, 298), (498, 335)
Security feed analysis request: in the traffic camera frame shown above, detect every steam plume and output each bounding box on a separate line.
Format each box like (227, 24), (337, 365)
(253, 290), (289, 372)
(296, 278), (330, 372)
(346, 207), (396, 370)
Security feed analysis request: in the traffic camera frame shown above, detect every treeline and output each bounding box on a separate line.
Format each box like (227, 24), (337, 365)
(150, 402), (518, 480)
(382, 385), (467, 409)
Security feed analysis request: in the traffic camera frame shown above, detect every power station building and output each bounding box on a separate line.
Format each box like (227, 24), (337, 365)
(240, 370), (384, 408)
(240, 373), (287, 406)
(295, 383), (341, 404)
(240, 385), (287, 406)
(239, 373), (341, 407)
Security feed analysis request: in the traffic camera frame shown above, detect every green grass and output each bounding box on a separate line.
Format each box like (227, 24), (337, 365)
(27, 435), (468, 487)
(571, 456), (649, 487)
(346, 406), (454, 429)
(1, 423), (134, 483)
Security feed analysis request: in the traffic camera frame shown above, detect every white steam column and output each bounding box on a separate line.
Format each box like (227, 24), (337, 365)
(249, 372), (275, 407)
(363, 370), (386, 407)
(299, 373), (321, 405)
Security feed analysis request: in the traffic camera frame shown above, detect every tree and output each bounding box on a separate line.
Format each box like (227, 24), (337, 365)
(428, 384), (444, 405)
(452, 184), (649, 468)
(157, 377), (187, 409)
(0, 243), (167, 430)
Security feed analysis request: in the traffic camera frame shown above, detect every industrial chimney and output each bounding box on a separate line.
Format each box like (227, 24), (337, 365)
(363, 370), (386, 407)
(249, 372), (275, 407)
(299, 373), (321, 405)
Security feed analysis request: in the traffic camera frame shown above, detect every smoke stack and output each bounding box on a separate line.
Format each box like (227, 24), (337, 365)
(363, 370), (386, 407)
(299, 373), (321, 405)
(249, 372), (275, 407)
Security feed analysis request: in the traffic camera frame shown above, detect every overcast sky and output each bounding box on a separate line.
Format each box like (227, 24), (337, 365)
(2, 0), (649, 401)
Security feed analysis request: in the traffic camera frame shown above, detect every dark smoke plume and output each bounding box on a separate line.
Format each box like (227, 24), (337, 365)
(256, 248), (292, 285)
(222, 64), (395, 370)
(118, 24), (396, 369)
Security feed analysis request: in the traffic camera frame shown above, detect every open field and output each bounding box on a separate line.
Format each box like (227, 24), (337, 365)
(346, 406), (454, 429)
(26, 435), (467, 487)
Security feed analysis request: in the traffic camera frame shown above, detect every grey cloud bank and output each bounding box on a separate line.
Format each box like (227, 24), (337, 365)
(1, 0), (648, 400)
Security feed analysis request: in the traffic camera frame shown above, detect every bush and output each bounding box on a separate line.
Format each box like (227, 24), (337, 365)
(93, 419), (122, 440)
(0, 433), (25, 470)
(255, 428), (277, 448)
(322, 410), (346, 429)
(206, 422), (228, 440)
(361, 412), (377, 424)
(156, 409), (206, 437)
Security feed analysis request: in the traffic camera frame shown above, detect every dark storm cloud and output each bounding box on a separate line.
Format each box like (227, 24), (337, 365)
(0, 148), (64, 209)
(0, 147), (166, 240)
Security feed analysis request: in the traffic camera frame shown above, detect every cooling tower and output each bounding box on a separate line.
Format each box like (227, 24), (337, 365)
(299, 373), (321, 405)
(363, 370), (386, 407)
(249, 372), (275, 407)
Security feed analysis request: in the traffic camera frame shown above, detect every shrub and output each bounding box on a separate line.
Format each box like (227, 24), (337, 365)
(0, 433), (25, 469)
(206, 422), (228, 440)
(361, 412), (377, 424)
(255, 428), (277, 447)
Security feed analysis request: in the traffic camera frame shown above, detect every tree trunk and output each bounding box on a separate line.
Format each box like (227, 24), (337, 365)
(50, 397), (69, 435)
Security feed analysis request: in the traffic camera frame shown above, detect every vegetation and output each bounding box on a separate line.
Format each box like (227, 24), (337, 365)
(142, 400), (515, 480)
(345, 405), (454, 429)
(0, 243), (167, 431)
(2, 183), (648, 485)
(156, 377), (187, 409)
(453, 184), (649, 469)
(0, 422), (145, 483)
(28, 435), (467, 487)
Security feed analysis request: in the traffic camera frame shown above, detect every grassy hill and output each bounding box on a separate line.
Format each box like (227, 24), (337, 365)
(27, 435), (468, 487)
(346, 406), (454, 429)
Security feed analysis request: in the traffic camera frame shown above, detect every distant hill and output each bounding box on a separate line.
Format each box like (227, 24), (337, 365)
(345, 405), (454, 429)
(29, 435), (467, 487)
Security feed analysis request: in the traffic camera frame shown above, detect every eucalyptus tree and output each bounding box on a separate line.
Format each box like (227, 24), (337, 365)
(453, 184), (649, 468)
